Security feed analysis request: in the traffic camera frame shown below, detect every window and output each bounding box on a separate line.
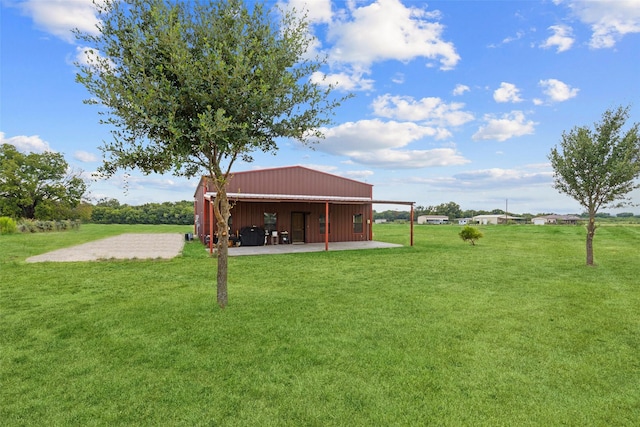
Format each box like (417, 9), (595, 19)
(264, 212), (276, 233)
(319, 214), (330, 234)
(353, 213), (363, 233)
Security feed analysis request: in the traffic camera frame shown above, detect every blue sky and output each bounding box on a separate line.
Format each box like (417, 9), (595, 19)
(2, 0), (639, 214)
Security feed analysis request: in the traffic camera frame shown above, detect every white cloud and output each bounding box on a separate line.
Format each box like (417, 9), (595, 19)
(493, 82), (523, 103)
(540, 24), (575, 52)
(18, 0), (101, 43)
(74, 150), (98, 162)
(539, 78), (579, 103)
(487, 30), (525, 48)
(313, 119), (469, 168)
(412, 164), (553, 191)
(98, 173), (189, 192)
(348, 147), (469, 169)
(310, 69), (374, 91)
(502, 30), (525, 45)
(326, 0), (460, 70)
(472, 111), (537, 142)
(371, 94), (474, 128)
(342, 169), (375, 181)
(0, 132), (52, 153)
(391, 73), (405, 84)
(319, 119), (440, 151)
(280, 0), (333, 24)
(453, 84), (470, 96)
(566, 0), (640, 48)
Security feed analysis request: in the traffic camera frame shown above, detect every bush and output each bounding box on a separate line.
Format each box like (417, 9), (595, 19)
(459, 226), (483, 245)
(0, 216), (17, 234)
(16, 219), (80, 233)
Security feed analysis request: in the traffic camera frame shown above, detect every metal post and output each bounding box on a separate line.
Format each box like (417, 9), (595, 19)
(325, 201), (329, 251)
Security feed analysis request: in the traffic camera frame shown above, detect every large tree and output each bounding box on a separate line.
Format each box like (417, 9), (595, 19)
(0, 144), (87, 220)
(549, 106), (640, 265)
(75, 0), (346, 307)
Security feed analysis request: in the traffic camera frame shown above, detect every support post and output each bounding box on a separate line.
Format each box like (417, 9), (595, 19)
(325, 201), (329, 251)
(209, 197), (214, 255)
(369, 204), (374, 241)
(410, 204), (414, 246)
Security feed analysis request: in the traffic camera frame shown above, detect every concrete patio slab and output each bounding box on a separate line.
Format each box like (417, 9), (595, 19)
(223, 240), (403, 256)
(26, 233), (185, 263)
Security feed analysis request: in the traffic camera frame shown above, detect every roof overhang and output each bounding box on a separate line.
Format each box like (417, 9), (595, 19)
(204, 192), (414, 206)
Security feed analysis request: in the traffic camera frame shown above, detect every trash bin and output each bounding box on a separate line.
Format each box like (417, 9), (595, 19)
(280, 231), (289, 244)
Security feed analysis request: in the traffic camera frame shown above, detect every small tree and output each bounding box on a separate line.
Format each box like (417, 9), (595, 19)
(76, 0), (347, 308)
(549, 106), (640, 266)
(0, 144), (87, 220)
(459, 226), (483, 245)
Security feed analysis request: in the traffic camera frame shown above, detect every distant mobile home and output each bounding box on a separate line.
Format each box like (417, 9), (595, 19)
(194, 166), (414, 250)
(417, 215), (449, 225)
(472, 214), (524, 225)
(532, 214), (581, 225)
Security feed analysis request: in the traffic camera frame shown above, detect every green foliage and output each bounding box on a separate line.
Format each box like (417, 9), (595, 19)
(0, 216), (17, 234)
(75, 0), (346, 179)
(459, 225), (483, 245)
(0, 144), (87, 220)
(419, 201), (462, 219)
(549, 106), (640, 213)
(373, 209), (412, 222)
(75, 0), (348, 308)
(90, 200), (193, 225)
(549, 105), (640, 265)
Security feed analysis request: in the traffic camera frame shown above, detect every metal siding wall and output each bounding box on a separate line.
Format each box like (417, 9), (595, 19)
(227, 167), (372, 198)
(193, 182), (206, 243)
(229, 201), (372, 244)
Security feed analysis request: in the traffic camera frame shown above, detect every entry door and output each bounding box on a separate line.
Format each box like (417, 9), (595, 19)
(291, 212), (305, 243)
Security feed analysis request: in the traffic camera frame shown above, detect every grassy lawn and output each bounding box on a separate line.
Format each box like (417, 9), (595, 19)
(1, 223), (639, 425)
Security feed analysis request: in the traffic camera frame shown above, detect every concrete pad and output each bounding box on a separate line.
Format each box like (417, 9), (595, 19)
(224, 240), (403, 256)
(25, 233), (185, 263)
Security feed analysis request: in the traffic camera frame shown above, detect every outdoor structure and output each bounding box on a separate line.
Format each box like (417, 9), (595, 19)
(417, 215), (449, 225)
(472, 214), (524, 225)
(531, 214), (582, 225)
(194, 166), (414, 252)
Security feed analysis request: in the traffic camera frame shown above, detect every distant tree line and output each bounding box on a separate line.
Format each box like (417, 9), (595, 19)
(374, 201), (640, 222)
(89, 199), (194, 225)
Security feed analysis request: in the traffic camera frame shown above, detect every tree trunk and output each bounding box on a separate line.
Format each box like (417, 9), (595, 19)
(213, 185), (231, 308)
(216, 231), (228, 308)
(586, 214), (596, 266)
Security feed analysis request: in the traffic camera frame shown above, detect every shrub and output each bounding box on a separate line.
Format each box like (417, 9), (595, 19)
(15, 219), (80, 233)
(459, 226), (483, 245)
(0, 216), (17, 234)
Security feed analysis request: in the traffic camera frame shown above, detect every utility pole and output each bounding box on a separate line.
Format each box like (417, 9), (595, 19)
(505, 198), (508, 225)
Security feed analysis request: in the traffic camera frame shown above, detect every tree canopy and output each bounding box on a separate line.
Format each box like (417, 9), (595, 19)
(549, 105), (640, 265)
(75, 0), (347, 307)
(0, 144), (87, 220)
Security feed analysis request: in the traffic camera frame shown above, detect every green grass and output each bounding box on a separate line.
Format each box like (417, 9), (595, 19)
(2, 223), (639, 425)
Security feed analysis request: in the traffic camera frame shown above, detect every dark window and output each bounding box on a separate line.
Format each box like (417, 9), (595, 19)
(353, 213), (363, 233)
(320, 214), (330, 234)
(264, 212), (276, 233)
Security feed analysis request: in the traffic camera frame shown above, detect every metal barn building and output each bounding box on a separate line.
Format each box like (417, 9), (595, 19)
(194, 166), (414, 251)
